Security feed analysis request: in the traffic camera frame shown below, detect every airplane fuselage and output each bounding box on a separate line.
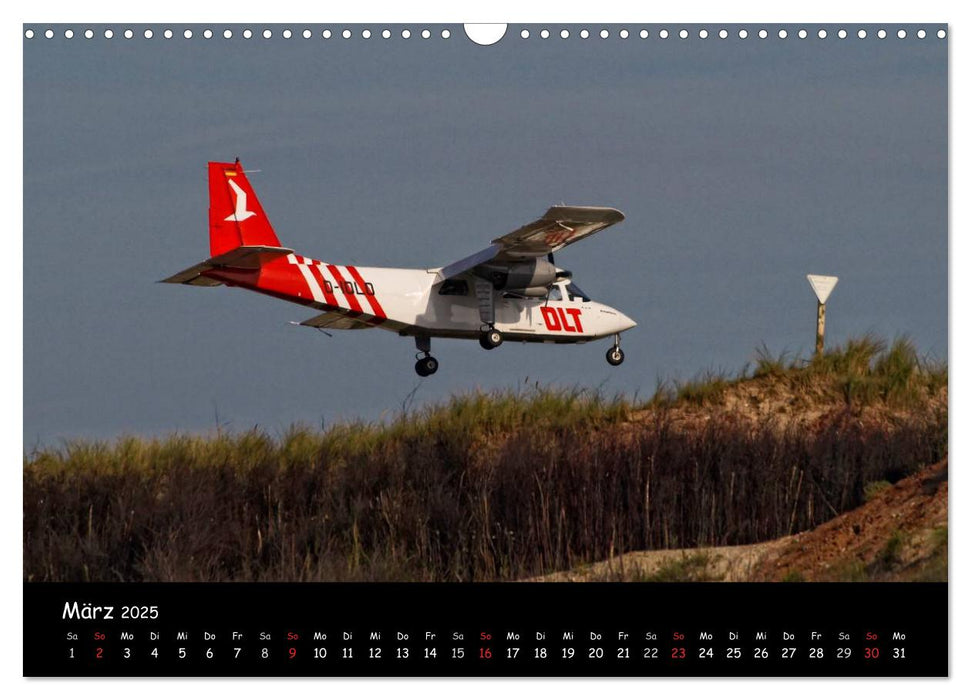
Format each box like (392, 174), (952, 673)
(203, 253), (635, 343)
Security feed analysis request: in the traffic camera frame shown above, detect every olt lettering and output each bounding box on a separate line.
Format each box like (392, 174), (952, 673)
(541, 307), (584, 333)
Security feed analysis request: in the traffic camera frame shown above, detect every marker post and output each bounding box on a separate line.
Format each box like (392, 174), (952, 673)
(815, 300), (826, 358)
(806, 274), (838, 359)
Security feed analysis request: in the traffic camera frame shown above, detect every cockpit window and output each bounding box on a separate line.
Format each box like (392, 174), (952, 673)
(438, 279), (469, 296)
(548, 285), (563, 301)
(566, 282), (591, 302)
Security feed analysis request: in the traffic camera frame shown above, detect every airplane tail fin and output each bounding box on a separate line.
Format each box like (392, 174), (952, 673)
(208, 159), (283, 257)
(161, 160), (291, 286)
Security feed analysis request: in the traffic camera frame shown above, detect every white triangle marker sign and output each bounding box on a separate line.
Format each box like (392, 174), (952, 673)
(807, 274), (838, 304)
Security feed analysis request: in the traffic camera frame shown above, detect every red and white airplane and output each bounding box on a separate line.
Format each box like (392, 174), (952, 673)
(164, 160), (636, 376)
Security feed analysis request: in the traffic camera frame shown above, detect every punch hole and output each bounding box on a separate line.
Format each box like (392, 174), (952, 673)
(817, 29), (827, 39)
(699, 29), (708, 39)
(464, 24), (505, 46)
(560, 29), (569, 39)
(164, 29), (173, 39)
(659, 29), (668, 39)
(144, 29), (153, 39)
(639, 30), (648, 39)
(897, 29), (906, 39)
(125, 29), (134, 39)
(382, 29), (391, 39)
(321, 29), (331, 38)
(242, 29), (251, 39)
(521, 29), (529, 39)
(203, 29), (213, 39)
(64, 29), (74, 39)
(738, 29), (748, 39)
(620, 29), (629, 39)
(182, 29), (191, 39)
(441, 29), (451, 39)
(758, 29), (767, 39)
(24, 29), (34, 39)
(282, 29), (292, 39)
(364, 29), (373, 39)
(600, 29), (609, 39)
(421, 29), (430, 39)
(679, 29), (688, 39)
(778, 29), (787, 39)
(541, 29), (550, 39)
(302, 29), (311, 39)
(262, 29), (271, 39)
(85, 29), (94, 39)
(917, 29), (926, 39)
(343, 29), (352, 39)
(44, 29), (53, 39)
(401, 29), (411, 39)
(718, 29), (728, 39)
(579, 29), (588, 39)
(838, 29), (847, 39)
(858, 29), (867, 38)
(798, 29), (807, 39)
(222, 29), (232, 39)
(877, 29), (886, 39)
(937, 29), (946, 38)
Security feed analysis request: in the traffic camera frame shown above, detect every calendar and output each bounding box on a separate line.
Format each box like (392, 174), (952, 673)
(24, 583), (946, 676)
(23, 20), (949, 682)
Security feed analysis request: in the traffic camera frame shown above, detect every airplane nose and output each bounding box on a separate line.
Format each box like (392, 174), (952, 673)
(609, 310), (636, 333)
(617, 313), (637, 332)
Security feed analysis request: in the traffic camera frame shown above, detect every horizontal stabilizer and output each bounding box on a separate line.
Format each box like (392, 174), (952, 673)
(299, 311), (373, 330)
(209, 245), (293, 268)
(160, 245), (293, 285)
(160, 262), (224, 286)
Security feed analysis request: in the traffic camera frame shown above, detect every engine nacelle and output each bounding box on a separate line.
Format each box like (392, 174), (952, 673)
(477, 259), (558, 294)
(517, 286), (553, 297)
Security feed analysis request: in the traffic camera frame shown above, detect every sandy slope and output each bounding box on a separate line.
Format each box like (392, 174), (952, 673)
(530, 459), (947, 583)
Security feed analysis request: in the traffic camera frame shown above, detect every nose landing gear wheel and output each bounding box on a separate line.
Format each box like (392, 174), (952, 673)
(415, 355), (439, 377)
(606, 347), (625, 366)
(479, 328), (503, 350)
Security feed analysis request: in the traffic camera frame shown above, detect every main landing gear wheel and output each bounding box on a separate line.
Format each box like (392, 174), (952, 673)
(415, 355), (439, 377)
(414, 335), (438, 376)
(479, 327), (503, 350)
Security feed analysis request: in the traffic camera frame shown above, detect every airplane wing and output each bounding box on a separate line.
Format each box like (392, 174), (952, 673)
(436, 206), (624, 281)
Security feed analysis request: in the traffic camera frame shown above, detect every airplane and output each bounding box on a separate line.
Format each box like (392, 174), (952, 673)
(163, 159), (636, 376)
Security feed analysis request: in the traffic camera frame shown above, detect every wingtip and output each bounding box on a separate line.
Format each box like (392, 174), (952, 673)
(544, 205), (626, 223)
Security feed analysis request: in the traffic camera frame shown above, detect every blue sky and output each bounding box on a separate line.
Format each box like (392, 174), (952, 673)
(23, 25), (947, 443)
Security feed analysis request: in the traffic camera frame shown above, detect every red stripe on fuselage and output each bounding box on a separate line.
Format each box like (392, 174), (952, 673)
(346, 265), (386, 321)
(326, 264), (363, 316)
(305, 261), (340, 307)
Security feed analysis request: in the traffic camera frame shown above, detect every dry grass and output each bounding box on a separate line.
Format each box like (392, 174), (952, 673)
(24, 337), (947, 583)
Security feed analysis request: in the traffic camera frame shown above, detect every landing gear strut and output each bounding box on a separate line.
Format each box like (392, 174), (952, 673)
(474, 278), (502, 350)
(606, 334), (625, 366)
(414, 335), (439, 377)
(479, 326), (503, 350)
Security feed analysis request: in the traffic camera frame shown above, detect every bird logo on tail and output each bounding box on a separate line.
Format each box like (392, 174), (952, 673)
(224, 178), (256, 222)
